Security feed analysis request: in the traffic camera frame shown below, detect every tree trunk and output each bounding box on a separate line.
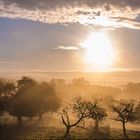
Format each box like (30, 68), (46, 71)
(95, 120), (99, 138)
(95, 120), (99, 133)
(122, 121), (127, 138)
(17, 115), (22, 127)
(64, 126), (71, 139)
(38, 114), (42, 121)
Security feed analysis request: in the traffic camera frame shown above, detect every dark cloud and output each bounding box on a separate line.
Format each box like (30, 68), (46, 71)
(123, 0), (140, 9)
(0, 0), (140, 28)
(2, 0), (140, 9)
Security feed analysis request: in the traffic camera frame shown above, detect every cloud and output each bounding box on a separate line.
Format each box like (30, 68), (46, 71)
(0, 0), (140, 29)
(2, 0), (140, 10)
(116, 17), (140, 29)
(54, 46), (79, 50)
(0, 61), (22, 65)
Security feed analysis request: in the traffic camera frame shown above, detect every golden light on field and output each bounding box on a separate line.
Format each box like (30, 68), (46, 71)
(83, 32), (116, 71)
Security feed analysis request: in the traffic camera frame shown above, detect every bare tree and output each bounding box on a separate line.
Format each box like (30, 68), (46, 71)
(111, 100), (136, 138)
(60, 97), (90, 138)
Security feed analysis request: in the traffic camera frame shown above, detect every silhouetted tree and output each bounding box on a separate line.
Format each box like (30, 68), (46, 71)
(88, 99), (107, 134)
(26, 81), (60, 121)
(8, 76), (36, 127)
(111, 100), (136, 138)
(0, 80), (15, 115)
(60, 97), (90, 138)
(9, 77), (60, 127)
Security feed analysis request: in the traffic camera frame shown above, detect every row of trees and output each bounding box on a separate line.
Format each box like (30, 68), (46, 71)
(60, 97), (140, 139)
(0, 77), (60, 127)
(0, 77), (140, 139)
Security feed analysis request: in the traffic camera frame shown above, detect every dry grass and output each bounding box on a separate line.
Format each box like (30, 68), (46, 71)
(1, 123), (140, 140)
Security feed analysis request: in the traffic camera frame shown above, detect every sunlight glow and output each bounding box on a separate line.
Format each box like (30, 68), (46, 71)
(79, 16), (118, 27)
(83, 32), (116, 71)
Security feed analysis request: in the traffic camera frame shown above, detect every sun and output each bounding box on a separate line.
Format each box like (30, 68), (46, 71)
(83, 31), (116, 71)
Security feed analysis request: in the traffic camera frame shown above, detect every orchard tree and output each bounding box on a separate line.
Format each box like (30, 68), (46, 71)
(26, 81), (60, 121)
(60, 97), (90, 138)
(8, 76), (36, 127)
(16, 76), (36, 93)
(88, 99), (107, 134)
(9, 77), (60, 127)
(111, 100), (136, 138)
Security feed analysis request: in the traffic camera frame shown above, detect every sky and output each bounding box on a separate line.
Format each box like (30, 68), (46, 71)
(0, 0), (140, 72)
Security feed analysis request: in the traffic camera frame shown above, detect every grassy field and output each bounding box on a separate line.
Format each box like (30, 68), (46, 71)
(1, 123), (140, 140)
(0, 116), (140, 139)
